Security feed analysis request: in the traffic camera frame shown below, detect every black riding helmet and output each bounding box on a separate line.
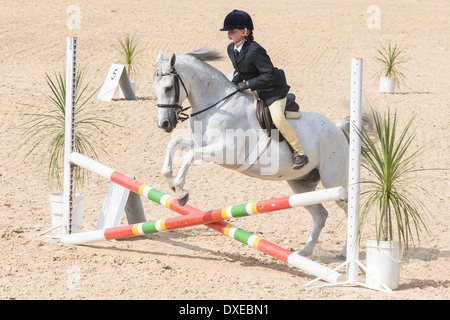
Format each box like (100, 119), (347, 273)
(220, 9), (254, 31)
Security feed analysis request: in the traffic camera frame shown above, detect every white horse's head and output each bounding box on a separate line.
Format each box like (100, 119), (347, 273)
(152, 48), (225, 133)
(152, 52), (188, 133)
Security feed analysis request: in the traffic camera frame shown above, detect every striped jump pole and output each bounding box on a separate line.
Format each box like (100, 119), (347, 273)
(207, 221), (345, 283)
(65, 151), (345, 283)
(68, 152), (347, 223)
(61, 184), (347, 243)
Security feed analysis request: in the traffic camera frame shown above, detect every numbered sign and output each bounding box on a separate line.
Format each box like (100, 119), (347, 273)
(98, 64), (137, 101)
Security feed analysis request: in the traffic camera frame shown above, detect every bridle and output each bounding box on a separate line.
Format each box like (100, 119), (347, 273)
(157, 68), (190, 122)
(157, 68), (239, 123)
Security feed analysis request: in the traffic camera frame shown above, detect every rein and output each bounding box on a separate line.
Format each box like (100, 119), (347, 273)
(157, 68), (238, 123)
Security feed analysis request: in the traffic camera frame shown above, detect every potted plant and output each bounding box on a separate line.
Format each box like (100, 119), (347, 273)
(374, 43), (408, 93)
(116, 34), (144, 98)
(357, 108), (431, 290)
(21, 68), (117, 233)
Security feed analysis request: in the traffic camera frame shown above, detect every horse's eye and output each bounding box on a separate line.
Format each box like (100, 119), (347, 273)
(165, 86), (173, 92)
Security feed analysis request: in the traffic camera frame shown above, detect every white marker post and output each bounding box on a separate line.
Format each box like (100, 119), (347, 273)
(62, 53), (145, 235)
(346, 58), (363, 284)
(62, 36), (77, 235)
(305, 58), (392, 293)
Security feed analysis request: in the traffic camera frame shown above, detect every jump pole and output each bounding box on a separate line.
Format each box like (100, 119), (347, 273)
(62, 151), (345, 283)
(60, 185), (346, 242)
(61, 153), (347, 243)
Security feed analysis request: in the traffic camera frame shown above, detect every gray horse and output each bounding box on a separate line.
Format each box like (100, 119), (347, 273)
(152, 48), (376, 258)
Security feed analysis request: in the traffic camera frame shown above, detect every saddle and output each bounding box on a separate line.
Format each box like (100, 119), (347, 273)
(256, 92), (300, 142)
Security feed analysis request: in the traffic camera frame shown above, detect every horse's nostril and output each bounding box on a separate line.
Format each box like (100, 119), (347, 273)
(162, 121), (169, 129)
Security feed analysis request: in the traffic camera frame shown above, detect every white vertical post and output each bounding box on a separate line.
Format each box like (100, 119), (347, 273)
(301, 59), (390, 292)
(62, 36), (77, 235)
(346, 58), (363, 283)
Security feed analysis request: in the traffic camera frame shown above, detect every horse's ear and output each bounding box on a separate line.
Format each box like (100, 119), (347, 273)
(156, 51), (163, 63)
(170, 53), (176, 69)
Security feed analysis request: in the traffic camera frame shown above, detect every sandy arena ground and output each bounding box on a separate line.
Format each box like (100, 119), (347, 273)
(0, 0), (448, 301)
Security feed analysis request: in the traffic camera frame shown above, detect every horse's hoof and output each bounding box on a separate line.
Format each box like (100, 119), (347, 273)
(177, 194), (189, 207)
(294, 248), (312, 257)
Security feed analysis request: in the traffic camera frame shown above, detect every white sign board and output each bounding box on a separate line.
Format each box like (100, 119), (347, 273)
(98, 64), (137, 101)
(96, 179), (146, 230)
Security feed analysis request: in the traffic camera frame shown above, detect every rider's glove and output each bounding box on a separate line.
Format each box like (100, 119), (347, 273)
(237, 81), (250, 91)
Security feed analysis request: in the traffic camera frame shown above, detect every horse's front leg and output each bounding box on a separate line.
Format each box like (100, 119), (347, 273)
(162, 138), (195, 190)
(173, 143), (225, 206)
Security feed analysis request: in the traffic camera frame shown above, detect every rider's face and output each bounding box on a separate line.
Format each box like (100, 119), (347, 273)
(227, 29), (246, 45)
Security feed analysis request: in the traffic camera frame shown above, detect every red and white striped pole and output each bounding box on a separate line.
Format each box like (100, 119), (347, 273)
(61, 154), (346, 243)
(62, 152), (345, 283)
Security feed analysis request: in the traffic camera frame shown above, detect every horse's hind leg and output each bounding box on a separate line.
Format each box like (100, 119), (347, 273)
(299, 204), (328, 256)
(319, 152), (349, 260)
(287, 176), (328, 257)
(334, 199), (348, 260)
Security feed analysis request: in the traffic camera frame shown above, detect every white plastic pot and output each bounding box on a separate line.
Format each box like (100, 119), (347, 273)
(379, 76), (395, 93)
(365, 239), (403, 290)
(49, 193), (84, 234)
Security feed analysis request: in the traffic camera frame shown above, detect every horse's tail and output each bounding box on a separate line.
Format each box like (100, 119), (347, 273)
(335, 105), (380, 144)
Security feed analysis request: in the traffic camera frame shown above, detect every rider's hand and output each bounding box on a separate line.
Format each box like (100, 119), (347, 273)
(237, 81), (250, 91)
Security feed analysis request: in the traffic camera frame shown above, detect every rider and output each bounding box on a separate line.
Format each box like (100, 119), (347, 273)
(220, 9), (309, 170)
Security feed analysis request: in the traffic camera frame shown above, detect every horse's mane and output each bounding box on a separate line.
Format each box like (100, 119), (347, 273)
(180, 47), (231, 84)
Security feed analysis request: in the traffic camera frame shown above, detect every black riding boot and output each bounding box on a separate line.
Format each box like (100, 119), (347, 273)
(292, 152), (309, 170)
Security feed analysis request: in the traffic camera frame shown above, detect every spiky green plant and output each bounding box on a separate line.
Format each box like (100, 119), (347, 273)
(21, 69), (118, 190)
(374, 43), (408, 88)
(357, 109), (432, 249)
(116, 34), (144, 80)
